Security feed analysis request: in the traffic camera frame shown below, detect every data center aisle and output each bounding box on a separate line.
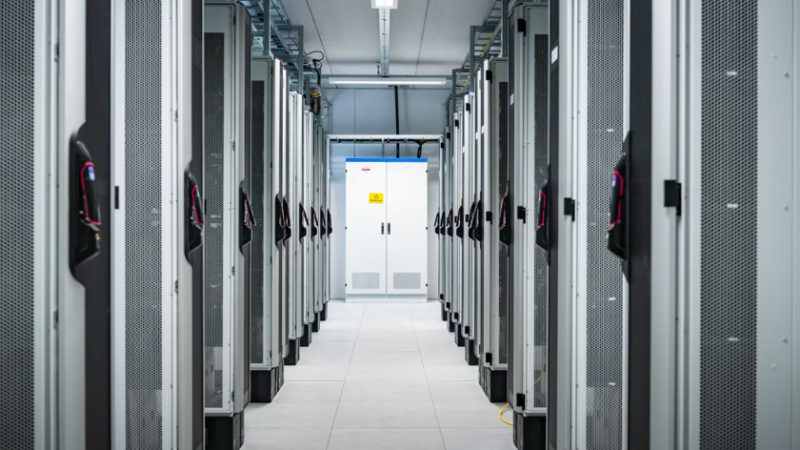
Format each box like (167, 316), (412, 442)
(244, 300), (514, 450)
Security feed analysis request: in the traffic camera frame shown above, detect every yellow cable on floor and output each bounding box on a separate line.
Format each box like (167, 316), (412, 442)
(499, 403), (514, 426)
(499, 376), (542, 426)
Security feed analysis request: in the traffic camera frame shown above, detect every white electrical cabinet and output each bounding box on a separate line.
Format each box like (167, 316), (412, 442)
(346, 158), (428, 302)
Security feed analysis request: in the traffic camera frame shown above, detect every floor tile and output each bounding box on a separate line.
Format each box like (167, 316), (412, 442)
(414, 329), (456, 341)
(318, 320), (363, 330)
(353, 339), (419, 353)
(340, 380), (432, 403)
(434, 403), (509, 428)
(284, 364), (350, 381)
(313, 329), (360, 341)
(334, 402), (439, 428)
(427, 381), (491, 406)
(297, 341), (355, 365)
(440, 428), (516, 450)
(327, 428), (446, 450)
(272, 381), (345, 403)
(418, 341), (470, 366)
(346, 364), (427, 381)
(424, 365), (479, 381)
(349, 351), (423, 367)
(242, 427), (331, 450)
(245, 402), (339, 428)
(356, 328), (418, 341)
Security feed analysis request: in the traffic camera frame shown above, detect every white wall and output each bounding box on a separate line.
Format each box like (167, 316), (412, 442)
(327, 88), (448, 300)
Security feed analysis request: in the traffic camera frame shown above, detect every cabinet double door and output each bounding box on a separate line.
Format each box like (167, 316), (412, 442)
(346, 160), (427, 297)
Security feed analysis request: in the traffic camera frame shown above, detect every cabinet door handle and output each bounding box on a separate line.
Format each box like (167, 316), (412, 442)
(388, 223), (391, 235)
(381, 223), (385, 235)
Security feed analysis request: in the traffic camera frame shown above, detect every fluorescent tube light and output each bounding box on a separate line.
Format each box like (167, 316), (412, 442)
(371, 0), (398, 9)
(328, 77), (446, 86)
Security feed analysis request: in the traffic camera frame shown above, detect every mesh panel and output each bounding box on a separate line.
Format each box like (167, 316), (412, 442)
(700, 2), (758, 449)
(585, 1), (625, 448)
(352, 273), (380, 290)
(533, 34), (549, 408)
(125, 1), (163, 447)
(251, 81), (265, 365)
(204, 32), (225, 409)
(393, 273), (421, 290)
(498, 81), (509, 364)
(0, 1), (35, 447)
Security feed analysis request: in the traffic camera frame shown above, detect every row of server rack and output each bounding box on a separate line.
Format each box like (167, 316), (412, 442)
(2, 2), (331, 450)
(438, 2), (799, 450)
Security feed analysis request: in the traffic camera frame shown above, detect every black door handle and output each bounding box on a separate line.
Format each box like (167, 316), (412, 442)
(70, 135), (101, 273)
(381, 223), (385, 235)
(388, 223), (391, 235)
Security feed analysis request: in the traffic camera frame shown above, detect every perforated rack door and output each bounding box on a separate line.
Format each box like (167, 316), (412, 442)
(531, 32), (550, 410)
(698, 2), (758, 448)
(123, 1), (170, 447)
(579, 1), (626, 448)
(250, 79), (266, 366)
(203, 7), (234, 411)
(0, 1), (38, 448)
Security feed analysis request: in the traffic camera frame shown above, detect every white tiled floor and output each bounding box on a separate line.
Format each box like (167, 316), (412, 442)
(244, 300), (515, 450)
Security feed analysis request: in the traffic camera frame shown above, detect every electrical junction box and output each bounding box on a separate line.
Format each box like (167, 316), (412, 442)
(346, 158), (428, 302)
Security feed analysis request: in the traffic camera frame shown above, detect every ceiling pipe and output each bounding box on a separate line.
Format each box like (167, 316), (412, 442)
(379, 7), (391, 76)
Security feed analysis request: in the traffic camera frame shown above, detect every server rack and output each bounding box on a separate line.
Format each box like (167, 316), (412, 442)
(203, 4), (251, 448)
(550, 0), (630, 448)
(614, 2), (800, 449)
(322, 135), (331, 317)
(0, 1), (111, 448)
(250, 57), (286, 403)
(453, 107), (465, 345)
(110, 0), (205, 448)
(441, 126), (453, 324)
(311, 124), (324, 329)
(479, 58), (510, 403)
(285, 92), (302, 365)
(507, 5), (549, 449)
(468, 73), (484, 366)
(300, 111), (315, 343)
(473, 67), (486, 362)
(462, 93), (480, 364)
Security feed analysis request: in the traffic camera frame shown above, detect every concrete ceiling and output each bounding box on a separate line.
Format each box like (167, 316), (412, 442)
(280, 0), (494, 78)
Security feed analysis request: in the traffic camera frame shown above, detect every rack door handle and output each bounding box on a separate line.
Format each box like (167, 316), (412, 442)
(388, 223), (391, 235)
(381, 222), (385, 235)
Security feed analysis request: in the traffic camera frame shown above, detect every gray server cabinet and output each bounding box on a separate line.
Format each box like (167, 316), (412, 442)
(300, 112), (315, 341)
(453, 107), (464, 345)
(479, 58), (510, 403)
(110, 1), (205, 448)
(203, 4), (251, 448)
(551, 0), (630, 448)
(462, 92), (480, 364)
(0, 1), (104, 448)
(285, 92), (301, 365)
(507, 4), (549, 449)
(675, 2), (798, 449)
(250, 57), (286, 402)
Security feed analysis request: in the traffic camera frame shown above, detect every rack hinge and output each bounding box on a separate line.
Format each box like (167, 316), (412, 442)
(232, 266), (236, 276)
(564, 198), (576, 221)
(517, 206), (527, 223)
(664, 180), (682, 216)
(486, 353), (493, 365)
(174, 280), (178, 294)
(486, 211), (493, 223)
(516, 393), (526, 408)
(466, 103), (471, 112)
(486, 70), (493, 83)
(455, 120), (460, 128)
(517, 18), (527, 36)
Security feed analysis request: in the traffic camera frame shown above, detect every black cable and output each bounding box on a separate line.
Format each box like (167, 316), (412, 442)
(394, 85), (400, 158)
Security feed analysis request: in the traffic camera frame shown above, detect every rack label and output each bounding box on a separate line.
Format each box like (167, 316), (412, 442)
(369, 193), (384, 204)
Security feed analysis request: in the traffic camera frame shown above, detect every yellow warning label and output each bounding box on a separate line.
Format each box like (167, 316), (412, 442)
(369, 193), (384, 204)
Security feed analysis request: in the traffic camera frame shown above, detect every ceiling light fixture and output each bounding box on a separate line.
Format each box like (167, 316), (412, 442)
(371, 0), (398, 9)
(328, 77), (446, 86)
